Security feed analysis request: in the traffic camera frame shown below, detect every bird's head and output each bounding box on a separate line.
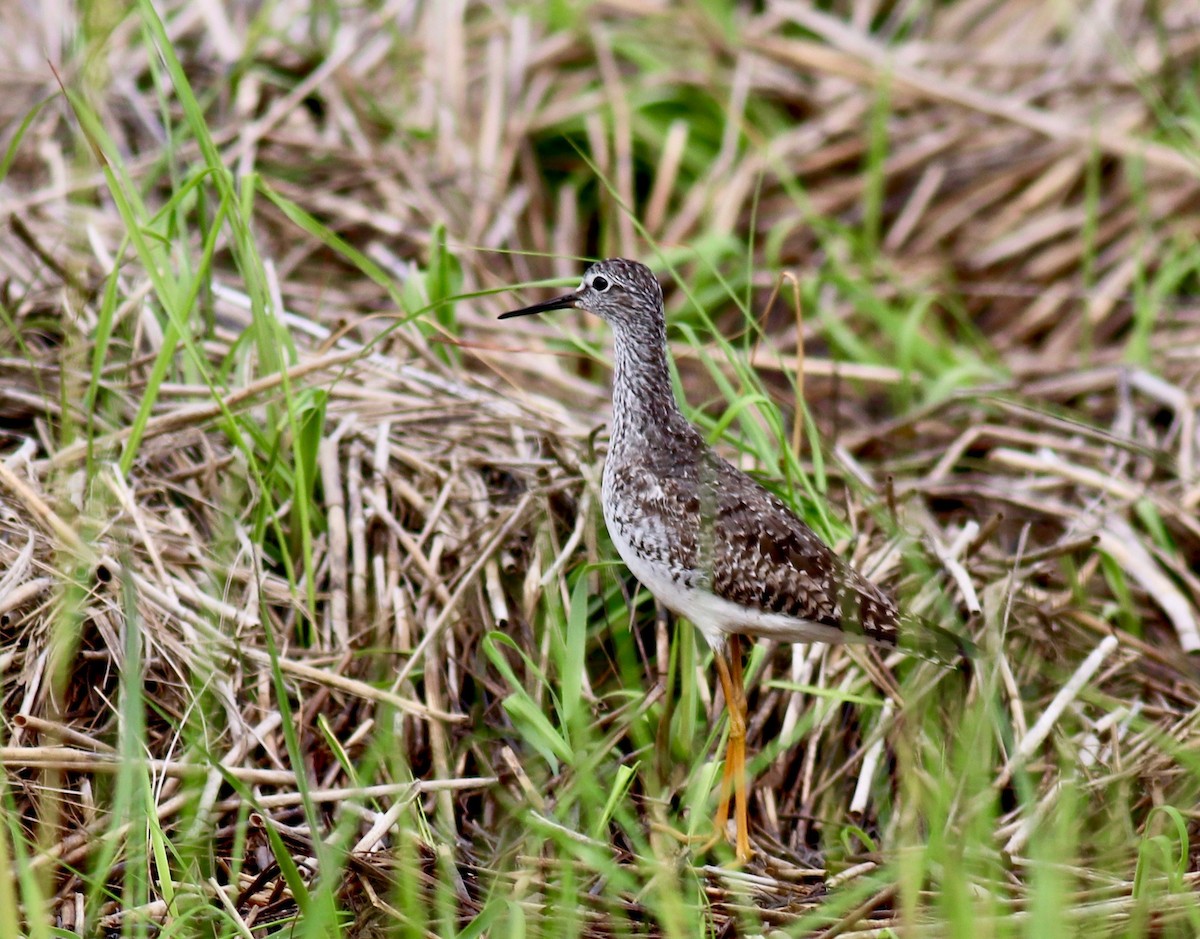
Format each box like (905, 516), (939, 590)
(500, 258), (663, 332)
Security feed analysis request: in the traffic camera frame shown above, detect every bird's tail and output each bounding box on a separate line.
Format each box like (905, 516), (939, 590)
(898, 613), (979, 669)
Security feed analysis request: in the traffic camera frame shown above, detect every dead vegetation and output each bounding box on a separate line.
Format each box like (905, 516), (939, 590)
(1, 0), (1199, 935)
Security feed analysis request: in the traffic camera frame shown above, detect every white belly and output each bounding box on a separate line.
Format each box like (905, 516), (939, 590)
(602, 496), (850, 652)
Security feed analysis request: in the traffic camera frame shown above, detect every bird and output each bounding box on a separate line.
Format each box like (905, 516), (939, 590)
(500, 258), (963, 862)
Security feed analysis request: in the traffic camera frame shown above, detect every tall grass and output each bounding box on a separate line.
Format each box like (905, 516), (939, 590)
(1, 1), (1199, 937)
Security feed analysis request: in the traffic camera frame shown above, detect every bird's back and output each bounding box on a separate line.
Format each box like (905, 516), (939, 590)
(601, 425), (900, 651)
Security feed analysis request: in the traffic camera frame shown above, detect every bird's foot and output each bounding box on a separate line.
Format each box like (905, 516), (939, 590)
(649, 820), (712, 847)
(654, 820), (753, 864)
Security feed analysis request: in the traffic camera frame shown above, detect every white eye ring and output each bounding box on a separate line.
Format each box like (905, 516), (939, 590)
(589, 274), (611, 292)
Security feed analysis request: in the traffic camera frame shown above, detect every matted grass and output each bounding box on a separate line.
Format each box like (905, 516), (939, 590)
(1, 1), (1199, 936)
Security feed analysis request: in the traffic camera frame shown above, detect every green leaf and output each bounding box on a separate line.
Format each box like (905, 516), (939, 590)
(260, 817), (314, 919)
(502, 694), (572, 771)
(562, 574), (590, 725)
(591, 763), (636, 841)
(765, 681), (884, 707)
(705, 392), (771, 446)
(484, 632), (570, 770)
(0, 98), (52, 186)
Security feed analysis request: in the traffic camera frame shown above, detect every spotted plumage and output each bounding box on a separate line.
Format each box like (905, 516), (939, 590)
(504, 258), (899, 653)
(601, 435), (899, 651)
(500, 257), (961, 862)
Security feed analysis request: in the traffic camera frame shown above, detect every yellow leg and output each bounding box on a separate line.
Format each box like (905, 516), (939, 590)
(711, 735), (736, 835)
(728, 635), (751, 862)
(707, 635), (753, 863)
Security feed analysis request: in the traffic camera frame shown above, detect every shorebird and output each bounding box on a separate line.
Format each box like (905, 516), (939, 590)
(501, 258), (957, 862)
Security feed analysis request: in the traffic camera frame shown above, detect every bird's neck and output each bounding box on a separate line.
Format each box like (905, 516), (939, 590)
(609, 318), (688, 455)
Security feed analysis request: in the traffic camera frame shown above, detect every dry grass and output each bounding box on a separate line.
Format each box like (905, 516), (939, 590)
(1, 1), (1199, 936)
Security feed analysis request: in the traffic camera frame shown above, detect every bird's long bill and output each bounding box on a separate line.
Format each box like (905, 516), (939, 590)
(498, 292), (580, 319)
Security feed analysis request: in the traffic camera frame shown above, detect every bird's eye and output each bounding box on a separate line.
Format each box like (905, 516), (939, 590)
(590, 274), (610, 292)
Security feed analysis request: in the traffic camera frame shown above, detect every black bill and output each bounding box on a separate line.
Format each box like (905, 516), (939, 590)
(499, 292), (580, 319)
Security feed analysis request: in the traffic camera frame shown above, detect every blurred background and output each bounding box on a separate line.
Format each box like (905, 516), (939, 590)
(1, 2), (1199, 936)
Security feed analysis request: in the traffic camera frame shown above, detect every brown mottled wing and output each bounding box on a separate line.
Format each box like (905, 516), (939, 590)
(613, 433), (973, 659)
(704, 456), (900, 646)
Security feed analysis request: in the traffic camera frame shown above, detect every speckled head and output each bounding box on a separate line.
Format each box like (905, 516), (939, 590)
(500, 258), (664, 331)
